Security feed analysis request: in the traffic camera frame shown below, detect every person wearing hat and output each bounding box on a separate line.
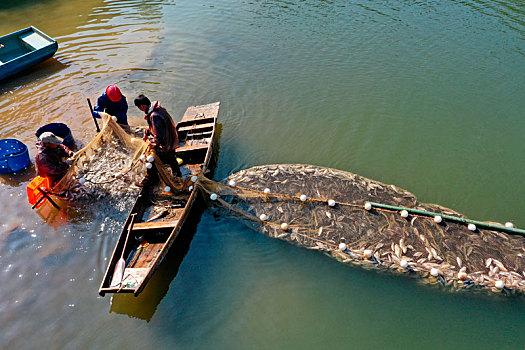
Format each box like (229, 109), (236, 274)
(35, 132), (74, 186)
(134, 94), (181, 187)
(93, 85), (129, 125)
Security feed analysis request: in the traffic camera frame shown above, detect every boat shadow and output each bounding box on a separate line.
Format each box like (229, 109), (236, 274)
(109, 194), (207, 322)
(0, 58), (68, 93)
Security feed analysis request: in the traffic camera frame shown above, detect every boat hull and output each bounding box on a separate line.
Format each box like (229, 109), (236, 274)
(0, 26), (58, 81)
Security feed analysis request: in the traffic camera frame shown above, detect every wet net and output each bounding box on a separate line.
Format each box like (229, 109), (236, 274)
(52, 113), (148, 202)
(197, 164), (525, 296)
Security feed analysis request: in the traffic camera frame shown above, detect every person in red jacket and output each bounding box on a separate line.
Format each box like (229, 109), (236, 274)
(134, 94), (182, 187)
(35, 132), (74, 186)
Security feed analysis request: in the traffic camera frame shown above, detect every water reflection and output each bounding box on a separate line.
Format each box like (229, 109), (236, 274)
(34, 198), (83, 230)
(0, 163), (35, 186)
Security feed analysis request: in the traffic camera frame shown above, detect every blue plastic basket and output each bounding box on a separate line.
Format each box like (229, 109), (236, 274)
(36, 123), (75, 149)
(0, 138), (31, 174)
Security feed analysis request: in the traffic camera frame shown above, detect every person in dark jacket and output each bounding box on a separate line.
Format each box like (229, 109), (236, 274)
(134, 94), (181, 186)
(35, 132), (74, 186)
(93, 85), (128, 125)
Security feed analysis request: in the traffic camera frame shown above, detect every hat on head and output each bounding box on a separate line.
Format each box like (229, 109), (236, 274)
(106, 85), (122, 102)
(39, 132), (62, 145)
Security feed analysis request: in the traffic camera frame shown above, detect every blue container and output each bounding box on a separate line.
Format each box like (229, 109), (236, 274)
(36, 123), (75, 149)
(0, 138), (31, 174)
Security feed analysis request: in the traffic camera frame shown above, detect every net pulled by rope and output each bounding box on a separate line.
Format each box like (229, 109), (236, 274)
(196, 164), (525, 296)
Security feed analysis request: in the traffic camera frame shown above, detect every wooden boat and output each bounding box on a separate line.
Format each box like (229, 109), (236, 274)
(0, 26), (58, 81)
(99, 102), (220, 296)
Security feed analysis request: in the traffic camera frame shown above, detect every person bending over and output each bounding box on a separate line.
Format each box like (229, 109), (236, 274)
(35, 132), (74, 186)
(93, 85), (128, 125)
(134, 94), (182, 187)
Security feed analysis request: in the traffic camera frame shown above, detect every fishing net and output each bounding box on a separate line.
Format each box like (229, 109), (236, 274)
(45, 113), (137, 205)
(50, 112), (187, 205)
(197, 164), (525, 296)
(52, 113), (148, 202)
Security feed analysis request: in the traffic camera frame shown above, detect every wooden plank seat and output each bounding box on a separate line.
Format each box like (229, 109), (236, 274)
(178, 122), (215, 132)
(185, 132), (213, 140)
(133, 220), (180, 231)
(176, 143), (210, 152)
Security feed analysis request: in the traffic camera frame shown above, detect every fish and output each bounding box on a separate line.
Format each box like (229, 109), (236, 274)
(394, 244), (401, 258)
(493, 259), (508, 272)
(485, 258), (493, 268)
(399, 239), (407, 254)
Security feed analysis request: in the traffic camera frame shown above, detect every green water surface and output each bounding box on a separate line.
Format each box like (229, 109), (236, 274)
(0, 0), (524, 348)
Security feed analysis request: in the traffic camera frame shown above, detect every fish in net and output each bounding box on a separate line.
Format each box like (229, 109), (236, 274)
(52, 113), (148, 203)
(197, 164), (525, 296)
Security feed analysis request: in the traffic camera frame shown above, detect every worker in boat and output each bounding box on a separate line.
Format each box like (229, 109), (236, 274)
(134, 94), (182, 187)
(93, 85), (129, 125)
(35, 132), (74, 186)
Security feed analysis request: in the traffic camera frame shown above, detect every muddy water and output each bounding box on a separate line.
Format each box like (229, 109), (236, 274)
(1, 0), (525, 348)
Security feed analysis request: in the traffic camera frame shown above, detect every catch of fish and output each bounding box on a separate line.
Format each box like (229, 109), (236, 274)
(198, 164), (525, 296)
(52, 115), (147, 203)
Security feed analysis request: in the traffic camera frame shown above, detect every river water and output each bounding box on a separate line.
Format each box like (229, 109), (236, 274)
(1, 0), (524, 348)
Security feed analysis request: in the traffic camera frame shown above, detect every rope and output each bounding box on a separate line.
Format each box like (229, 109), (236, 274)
(196, 178), (524, 237)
